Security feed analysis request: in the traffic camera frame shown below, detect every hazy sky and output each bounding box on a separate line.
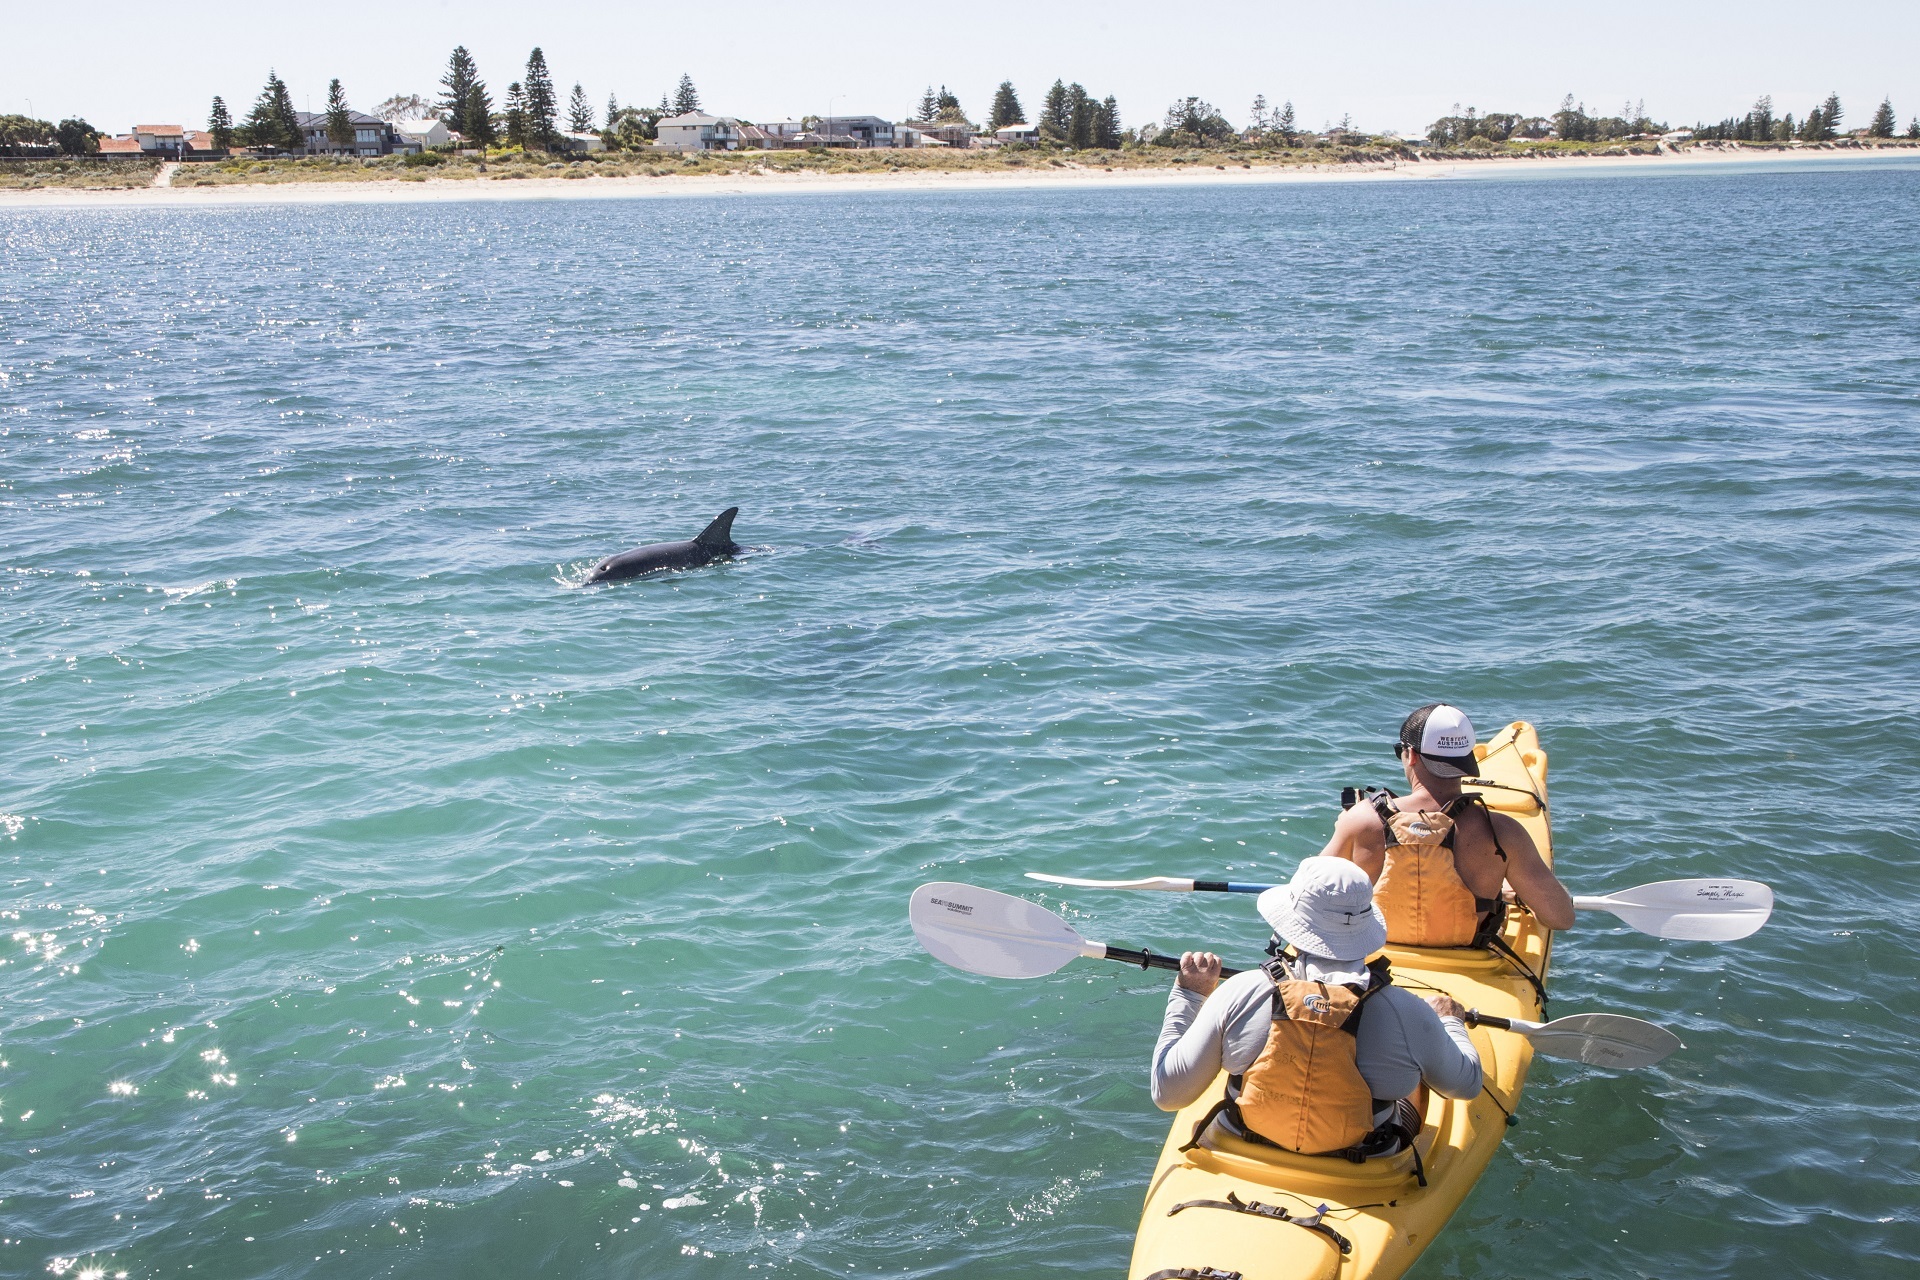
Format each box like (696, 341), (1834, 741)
(6, 0), (1917, 137)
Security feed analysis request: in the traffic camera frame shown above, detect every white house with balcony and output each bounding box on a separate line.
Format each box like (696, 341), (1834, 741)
(994, 122), (1040, 145)
(655, 113), (742, 151)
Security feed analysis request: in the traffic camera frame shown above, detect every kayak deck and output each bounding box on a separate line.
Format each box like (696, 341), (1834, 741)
(1127, 721), (1554, 1280)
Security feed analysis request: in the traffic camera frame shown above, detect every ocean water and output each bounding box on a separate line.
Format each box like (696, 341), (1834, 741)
(3, 158), (1918, 1280)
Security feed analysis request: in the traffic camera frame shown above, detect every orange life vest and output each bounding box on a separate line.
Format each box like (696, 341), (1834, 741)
(1367, 791), (1505, 948)
(1213, 956), (1392, 1156)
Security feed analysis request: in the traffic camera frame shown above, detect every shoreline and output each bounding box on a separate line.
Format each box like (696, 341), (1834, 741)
(2, 146), (1915, 209)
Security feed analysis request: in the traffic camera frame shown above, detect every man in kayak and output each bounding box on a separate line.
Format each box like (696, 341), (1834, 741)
(1319, 703), (1574, 945)
(1151, 858), (1481, 1160)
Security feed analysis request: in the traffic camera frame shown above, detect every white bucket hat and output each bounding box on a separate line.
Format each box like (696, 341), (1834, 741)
(1257, 857), (1388, 963)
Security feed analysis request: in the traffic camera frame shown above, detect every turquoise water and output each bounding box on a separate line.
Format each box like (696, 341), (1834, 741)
(3, 159), (1918, 1279)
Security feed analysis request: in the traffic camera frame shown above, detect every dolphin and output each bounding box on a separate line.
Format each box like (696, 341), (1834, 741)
(584, 507), (742, 584)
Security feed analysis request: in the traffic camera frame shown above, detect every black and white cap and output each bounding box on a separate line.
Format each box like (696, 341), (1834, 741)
(1398, 703), (1480, 779)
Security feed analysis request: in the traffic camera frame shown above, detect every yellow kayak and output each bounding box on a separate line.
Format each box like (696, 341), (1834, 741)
(1127, 720), (1554, 1280)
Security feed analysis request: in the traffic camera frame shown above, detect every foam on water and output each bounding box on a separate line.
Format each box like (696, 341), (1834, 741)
(4, 160), (1920, 1278)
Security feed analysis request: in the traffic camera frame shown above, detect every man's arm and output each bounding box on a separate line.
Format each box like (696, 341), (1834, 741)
(1151, 956), (1253, 1112)
(1398, 991), (1483, 1100)
(1494, 812), (1575, 930)
(1316, 801), (1375, 863)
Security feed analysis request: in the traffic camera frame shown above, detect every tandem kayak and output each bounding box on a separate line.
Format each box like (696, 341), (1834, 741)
(1126, 720), (1555, 1280)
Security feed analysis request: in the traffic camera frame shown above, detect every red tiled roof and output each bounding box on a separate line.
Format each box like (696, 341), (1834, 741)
(134, 124), (185, 135)
(98, 136), (145, 153)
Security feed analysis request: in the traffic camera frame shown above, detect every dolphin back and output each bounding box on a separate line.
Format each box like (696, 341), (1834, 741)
(585, 507), (741, 584)
(694, 506), (741, 554)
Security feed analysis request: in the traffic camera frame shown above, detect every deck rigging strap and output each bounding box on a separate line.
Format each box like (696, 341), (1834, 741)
(1140, 1269), (1244, 1280)
(1168, 1192), (1355, 1255)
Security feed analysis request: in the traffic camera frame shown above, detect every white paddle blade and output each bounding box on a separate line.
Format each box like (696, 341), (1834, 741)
(1024, 873), (1196, 892)
(909, 882), (1100, 979)
(1524, 1013), (1683, 1069)
(1573, 878), (1774, 941)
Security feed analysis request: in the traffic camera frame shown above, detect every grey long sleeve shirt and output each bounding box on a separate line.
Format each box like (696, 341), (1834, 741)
(1151, 964), (1483, 1114)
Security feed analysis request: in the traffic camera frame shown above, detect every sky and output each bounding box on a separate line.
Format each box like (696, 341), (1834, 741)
(5, 0), (1918, 138)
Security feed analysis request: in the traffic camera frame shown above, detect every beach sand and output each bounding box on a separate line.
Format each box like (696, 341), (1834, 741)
(2, 146), (1913, 210)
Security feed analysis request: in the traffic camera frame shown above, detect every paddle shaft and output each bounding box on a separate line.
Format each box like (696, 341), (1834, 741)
(1097, 943), (1244, 979)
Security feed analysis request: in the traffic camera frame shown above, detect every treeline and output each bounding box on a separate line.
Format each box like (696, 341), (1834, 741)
(1427, 98), (1663, 146)
(1693, 94), (1915, 142)
(0, 114), (106, 155)
(196, 47), (704, 155)
(977, 80), (1120, 147)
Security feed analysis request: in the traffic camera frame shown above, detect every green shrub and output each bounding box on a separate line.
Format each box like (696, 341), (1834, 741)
(401, 150), (444, 167)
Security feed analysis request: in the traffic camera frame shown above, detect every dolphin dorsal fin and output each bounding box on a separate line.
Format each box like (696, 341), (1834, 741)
(694, 507), (739, 551)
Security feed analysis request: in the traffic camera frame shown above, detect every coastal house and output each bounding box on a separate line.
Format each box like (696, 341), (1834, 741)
(132, 124), (187, 155)
(899, 121), (971, 148)
(655, 113), (741, 151)
(97, 135), (146, 155)
(391, 117), (451, 153)
(735, 124), (776, 150)
(559, 131), (606, 154)
(761, 120), (808, 145)
(294, 110), (396, 157)
(994, 122), (1039, 145)
(821, 115), (895, 148)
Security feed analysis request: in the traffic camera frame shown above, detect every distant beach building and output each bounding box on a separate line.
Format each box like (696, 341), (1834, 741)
(1660, 129), (1695, 142)
(294, 110), (398, 157)
(761, 120), (808, 145)
(97, 135), (146, 155)
(821, 115), (896, 148)
(899, 121), (972, 148)
(656, 113), (742, 151)
(735, 124), (776, 150)
(132, 124), (187, 155)
(391, 117), (451, 153)
(994, 122), (1039, 145)
(559, 131), (606, 154)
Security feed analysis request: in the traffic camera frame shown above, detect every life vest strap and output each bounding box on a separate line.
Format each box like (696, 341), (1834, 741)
(1167, 1192), (1355, 1256)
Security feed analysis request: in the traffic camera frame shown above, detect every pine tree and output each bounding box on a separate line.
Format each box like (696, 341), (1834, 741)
(988, 81), (1024, 130)
(325, 79), (354, 150)
(1869, 97), (1896, 138)
(1909, 117), (1920, 139)
(1250, 94), (1268, 132)
(523, 49), (558, 150)
(208, 96), (233, 150)
(504, 82), (527, 149)
(1038, 80), (1070, 141)
(1819, 93), (1842, 139)
(568, 83), (594, 134)
(936, 86), (962, 121)
(674, 74), (700, 115)
(605, 94), (619, 130)
(1066, 83), (1093, 148)
(1093, 96), (1120, 149)
(1277, 100), (1296, 144)
(243, 70), (301, 151)
(465, 82), (496, 146)
(917, 86), (938, 122)
(440, 46), (479, 136)
(1797, 103), (1823, 142)
(272, 75), (301, 151)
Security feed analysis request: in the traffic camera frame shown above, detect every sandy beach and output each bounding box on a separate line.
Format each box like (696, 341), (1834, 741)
(1, 145), (1914, 209)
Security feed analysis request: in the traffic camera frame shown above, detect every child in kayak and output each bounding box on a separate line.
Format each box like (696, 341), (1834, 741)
(1319, 704), (1574, 946)
(1150, 858), (1480, 1159)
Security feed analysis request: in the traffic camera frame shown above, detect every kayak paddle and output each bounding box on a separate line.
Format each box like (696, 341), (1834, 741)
(909, 882), (1683, 1069)
(1464, 1010), (1682, 1069)
(1023, 873), (1774, 942)
(909, 881), (1243, 980)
